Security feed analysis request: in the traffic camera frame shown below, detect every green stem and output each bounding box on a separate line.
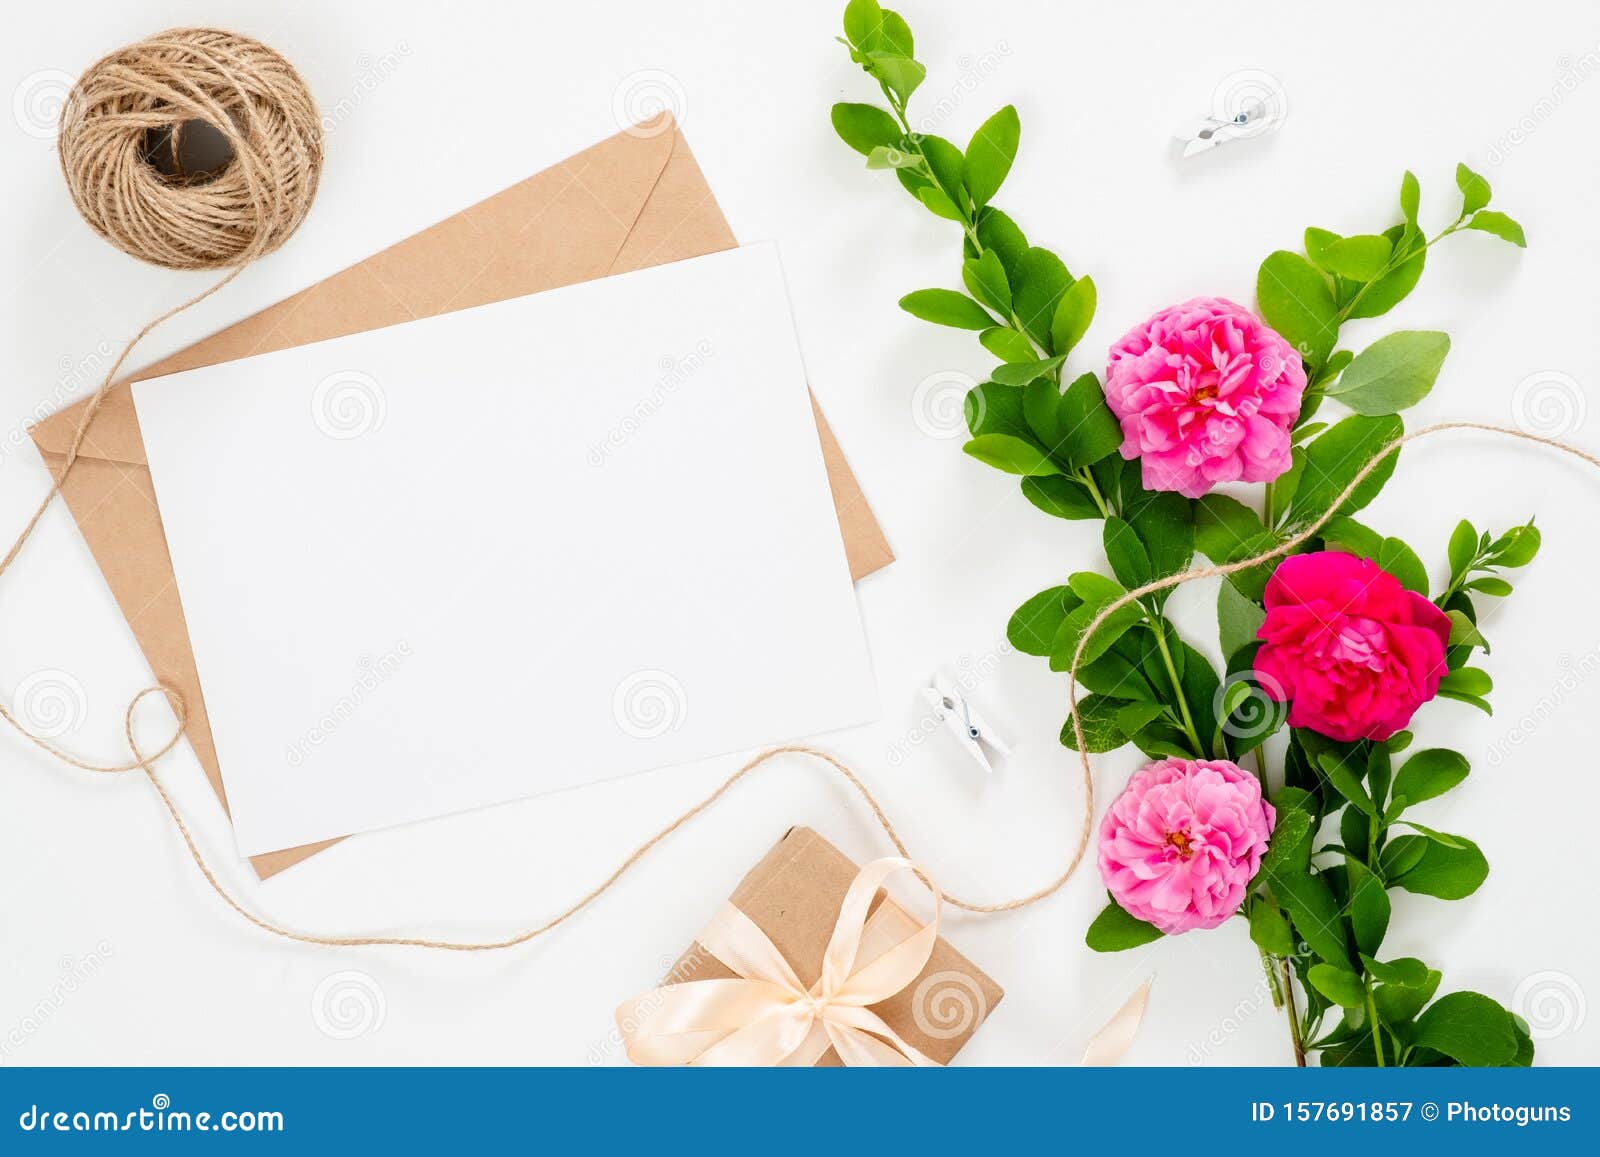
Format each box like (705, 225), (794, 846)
(1077, 466), (1111, 517)
(1365, 980), (1387, 1068)
(1150, 618), (1206, 756)
(1335, 221), (1464, 324)
(1283, 957), (1308, 1066)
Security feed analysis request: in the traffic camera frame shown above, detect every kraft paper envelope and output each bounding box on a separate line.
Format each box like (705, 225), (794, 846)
(29, 116), (892, 879)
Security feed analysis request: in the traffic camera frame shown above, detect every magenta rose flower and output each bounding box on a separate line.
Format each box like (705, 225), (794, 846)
(1103, 297), (1306, 498)
(1098, 758), (1275, 935)
(1254, 551), (1453, 743)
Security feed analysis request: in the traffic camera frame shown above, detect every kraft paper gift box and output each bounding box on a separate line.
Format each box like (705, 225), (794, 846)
(639, 826), (1003, 1065)
(30, 116), (891, 878)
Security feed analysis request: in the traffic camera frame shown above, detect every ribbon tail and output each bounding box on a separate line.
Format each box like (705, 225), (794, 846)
(1081, 977), (1153, 1066)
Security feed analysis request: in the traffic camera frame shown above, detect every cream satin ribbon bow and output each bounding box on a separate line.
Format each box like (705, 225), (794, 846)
(617, 856), (947, 1066)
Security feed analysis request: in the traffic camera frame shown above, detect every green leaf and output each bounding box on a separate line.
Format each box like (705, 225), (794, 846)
(842, 0), (884, 47)
(1007, 585), (1078, 656)
(1061, 693), (1140, 753)
(875, 8), (914, 55)
(1021, 475), (1101, 520)
(1320, 516), (1383, 560)
(1345, 857), (1389, 957)
(900, 288), (994, 330)
(1400, 170), (1420, 227)
(1394, 835), (1489, 899)
(1375, 967), (1442, 1024)
(979, 326), (1036, 364)
(1022, 378), (1064, 449)
(1054, 372), (1123, 468)
(831, 102), (903, 155)
(1414, 991), (1519, 1066)
(962, 249), (1011, 316)
(994, 354), (1067, 387)
(1103, 517), (1151, 590)
(1266, 859), (1350, 967)
(1289, 414), (1403, 523)
(1439, 667), (1492, 697)
(914, 183), (964, 221)
(917, 134), (965, 208)
(1078, 633), (1160, 701)
(964, 381), (1026, 439)
(1318, 750), (1375, 817)
(1466, 210), (1527, 247)
(1011, 248), (1073, 350)
(1391, 748), (1469, 812)
(1346, 224), (1427, 320)
(1455, 162), (1492, 216)
(1194, 494), (1266, 562)
(1308, 963), (1367, 1009)
(865, 51), (926, 107)
(1446, 609), (1487, 652)
(1257, 250), (1338, 371)
(1378, 834), (1428, 878)
(1376, 536), (1428, 597)
(1489, 521), (1540, 567)
(1248, 898), (1297, 956)
(1125, 488), (1195, 595)
(963, 433), (1060, 475)
(1050, 575), (1144, 670)
(974, 208), (1029, 281)
(1465, 576), (1513, 597)
(1324, 331), (1450, 416)
(1447, 519), (1477, 577)
(866, 144), (923, 170)
(1319, 235), (1393, 282)
(1085, 899), (1164, 951)
(1049, 275), (1096, 357)
(964, 105), (1019, 209)
(1262, 804), (1314, 876)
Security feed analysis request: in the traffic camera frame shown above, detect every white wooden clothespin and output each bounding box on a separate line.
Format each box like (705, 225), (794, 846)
(919, 675), (1010, 775)
(1174, 95), (1283, 158)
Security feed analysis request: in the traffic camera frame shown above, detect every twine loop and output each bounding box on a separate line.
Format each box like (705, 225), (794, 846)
(57, 27), (322, 270)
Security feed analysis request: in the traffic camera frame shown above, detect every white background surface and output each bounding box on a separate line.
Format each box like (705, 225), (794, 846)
(2, 0), (1597, 1066)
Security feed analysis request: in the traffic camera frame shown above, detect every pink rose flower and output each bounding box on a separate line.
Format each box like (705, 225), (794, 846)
(1098, 758), (1275, 935)
(1254, 551), (1453, 743)
(1103, 297), (1306, 498)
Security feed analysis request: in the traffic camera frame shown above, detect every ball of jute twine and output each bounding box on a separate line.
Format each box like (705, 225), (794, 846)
(57, 27), (322, 270)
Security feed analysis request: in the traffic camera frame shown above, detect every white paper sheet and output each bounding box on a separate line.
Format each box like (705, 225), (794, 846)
(133, 245), (879, 856)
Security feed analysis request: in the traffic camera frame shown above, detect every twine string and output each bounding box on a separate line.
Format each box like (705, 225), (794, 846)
(6, 422), (1591, 950)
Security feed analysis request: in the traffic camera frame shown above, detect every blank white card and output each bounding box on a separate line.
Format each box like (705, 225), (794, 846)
(135, 245), (879, 856)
